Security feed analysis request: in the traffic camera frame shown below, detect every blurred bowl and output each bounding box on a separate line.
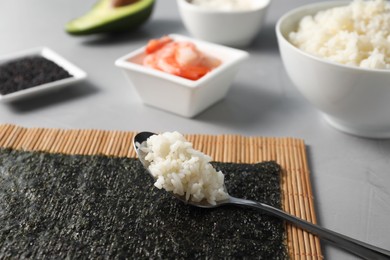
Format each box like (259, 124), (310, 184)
(276, 1), (390, 138)
(115, 34), (248, 118)
(176, 0), (270, 47)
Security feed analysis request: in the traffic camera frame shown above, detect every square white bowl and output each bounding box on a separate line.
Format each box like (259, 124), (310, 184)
(115, 34), (248, 117)
(0, 47), (87, 102)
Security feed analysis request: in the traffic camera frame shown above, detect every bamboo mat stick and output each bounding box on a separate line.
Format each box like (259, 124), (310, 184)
(50, 130), (66, 153)
(0, 125), (322, 259)
(30, 128), (45, 151)
(97, 131), (110, 155)
(88, 130), (102, 155)
(13, 127), (29, 150)
(115, 131), (126, 157)
(69, 130), (82, 155)
(290, 139), (310, 259)
(300, 142), (322, 257)
(0, 125), (15, 147)
(283, 138), (301, 259)
(294, 139), (316, 258)
(10, 127), (27, 149)
(126, 132), (137, 158)
(276, 138), (294, 258)
(80, 129), (94, 155)
(2, 125), (19, 148)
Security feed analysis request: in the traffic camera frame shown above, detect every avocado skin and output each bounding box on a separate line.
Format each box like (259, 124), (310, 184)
(66, 0), (155, 35)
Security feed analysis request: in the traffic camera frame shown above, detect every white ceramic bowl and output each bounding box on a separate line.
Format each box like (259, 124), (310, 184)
(0, 47), (87, 102)
(276, 1), (390, 138)
(115, 34), (248, 118)
(176, 0), (270, 47)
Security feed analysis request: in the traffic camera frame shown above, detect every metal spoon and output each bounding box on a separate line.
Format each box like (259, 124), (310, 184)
(134, 132), (390, 260)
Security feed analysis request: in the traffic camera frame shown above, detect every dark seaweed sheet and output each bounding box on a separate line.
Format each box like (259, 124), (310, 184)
(0, 148), (288, 259)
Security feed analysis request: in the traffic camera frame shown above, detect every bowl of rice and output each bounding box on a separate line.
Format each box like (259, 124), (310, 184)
(276, 0), (390, 138)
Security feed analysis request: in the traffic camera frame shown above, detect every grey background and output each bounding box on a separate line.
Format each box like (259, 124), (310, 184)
(1, 0), (390, 259)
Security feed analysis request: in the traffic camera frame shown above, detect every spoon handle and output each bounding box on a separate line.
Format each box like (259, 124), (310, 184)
(228, 197), (390, 260)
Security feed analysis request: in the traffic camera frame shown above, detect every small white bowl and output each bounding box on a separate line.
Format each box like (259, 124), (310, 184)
(176, 0), (270, 47)
(276, 1), (390, 138)
(0, 47), (87, 102)
(115, 34), (248, 118)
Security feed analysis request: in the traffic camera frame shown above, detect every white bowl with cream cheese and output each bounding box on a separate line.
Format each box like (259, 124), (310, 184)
(177, 0), (270, 47)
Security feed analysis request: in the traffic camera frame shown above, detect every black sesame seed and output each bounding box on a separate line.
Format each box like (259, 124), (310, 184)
(0, 56), (72, 95)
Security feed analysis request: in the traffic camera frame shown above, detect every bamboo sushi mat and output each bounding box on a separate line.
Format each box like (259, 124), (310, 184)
(0, 124), (323, 259)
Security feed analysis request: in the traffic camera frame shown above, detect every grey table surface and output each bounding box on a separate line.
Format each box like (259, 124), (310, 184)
(1, 0), (390, 259)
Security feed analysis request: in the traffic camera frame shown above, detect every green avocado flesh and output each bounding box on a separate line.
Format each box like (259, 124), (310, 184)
(66, 0), (154, 35)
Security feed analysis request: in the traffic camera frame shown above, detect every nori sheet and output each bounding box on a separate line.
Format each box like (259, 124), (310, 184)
(0, 148), (288, 259)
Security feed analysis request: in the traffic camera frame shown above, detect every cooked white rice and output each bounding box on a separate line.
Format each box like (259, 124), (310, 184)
(289, 0), (390, 69)
(140, 131), (228, 205)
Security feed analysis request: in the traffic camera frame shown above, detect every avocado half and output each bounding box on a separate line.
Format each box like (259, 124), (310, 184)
(66, 0), (155, 35)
